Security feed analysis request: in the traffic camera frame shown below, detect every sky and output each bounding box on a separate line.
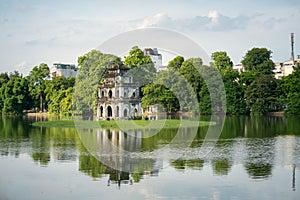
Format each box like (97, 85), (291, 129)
(1, 0), (300, 75)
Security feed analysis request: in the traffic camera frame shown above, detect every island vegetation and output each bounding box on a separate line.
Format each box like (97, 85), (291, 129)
(32, 119), (213, 129)
(0, 46), (300, 117)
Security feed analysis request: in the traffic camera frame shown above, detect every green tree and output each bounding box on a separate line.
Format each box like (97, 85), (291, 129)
(245, 74), (282, 115)
(28, 63), (50, 112)
(210, 51), (246, 114)
(168, 56), (184, 70)
(211, 51), (233, 71)
(48, 87), (74, 115)
(141, 67), (198, 113)
(285, 93), (300, 115)
(124, 46), (153, 68)
(199, 65), (226, 114)
(0, 72), (9, 86)
(141, 83), (179, 113)
(179, 57), (203, 99)
(59, 87), (73, 115)
(44, 76), (75, 113)
(0, 72), (10, 112)
(241, 47), (274, 74)
(123, 46), (156, 87)
(222, 68), (247, 114)
(2, 75), (30, 114)
(74, 50), (122, 115)
(282, 66), (300, 115)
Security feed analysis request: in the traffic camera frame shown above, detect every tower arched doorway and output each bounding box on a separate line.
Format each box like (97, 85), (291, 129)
(108, 90), (112, 98)
(100, 106), (103, 117)
(107, 106), (112, 117)
(123, 109), (128, 117)
(116, 106), (119, 117)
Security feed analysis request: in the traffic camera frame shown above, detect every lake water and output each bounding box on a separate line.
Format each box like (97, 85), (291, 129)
(0, 116), (300, 200)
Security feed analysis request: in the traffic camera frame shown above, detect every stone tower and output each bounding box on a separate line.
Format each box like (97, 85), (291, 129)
(96, 64), (142, 120)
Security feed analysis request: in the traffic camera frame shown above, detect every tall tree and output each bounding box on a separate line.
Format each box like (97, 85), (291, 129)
(211, 51), (233, 71)
(124, 46), (153, 68)
(222, 68), (247, 114)
(0, 72), (10, 112)
(179, 57), (203, 99)
(45, 76), (75, 115)
(245, 74), (282, 115)
(74, 50), (122, 115)
(198, 65), (226, 114)
(2, 75), (30, 114)
(141, 66), (198, 113)
(168, 56), (184, 70)
(282, 66), (300, 115)
(241, 48), (274, 74)
(28, 63), (50, 112)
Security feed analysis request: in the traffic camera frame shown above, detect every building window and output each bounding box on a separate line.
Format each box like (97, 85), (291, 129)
(107, 106), (112, 117)
(101, 91), (104, 98)
(116, 106), (119, 117)
(123, 109), (128, 117)
(100, 106), (103, 117)
(108, 90), (112, 98)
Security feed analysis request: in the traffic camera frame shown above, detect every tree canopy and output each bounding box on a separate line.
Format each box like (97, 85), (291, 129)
(241, 48), (274, 74)
(168, 56), (184, 70)
(211, 51), (233, 71)
(124, 46), (153, 68)
(73, 50), (122, 115)
(28, 63), (50, 111)
(0, 46), (299, 116)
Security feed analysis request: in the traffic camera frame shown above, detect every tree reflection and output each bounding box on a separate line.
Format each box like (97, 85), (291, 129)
(79, 146), (106, 179)
(244, 139), (275, 179)
(1, 115), (299, 186)
(170, 159), (204, 171)
(30, 127), (50, 166)
(212, 159), (232, 176)
(244, 163), (273, 179)
(0, 116), (30, 157)
(244, 116), (287, 138)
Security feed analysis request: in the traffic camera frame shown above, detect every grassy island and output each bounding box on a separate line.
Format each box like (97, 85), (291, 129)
(32, 119), (214, 130)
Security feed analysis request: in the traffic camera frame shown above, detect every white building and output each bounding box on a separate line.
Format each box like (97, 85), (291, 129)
(233, 63), (244, 73)
(143, 48), (166, 71)
(273, 56), (300, 79)
(274, 62), (284, 79)
(51, 63), (78, 78)
(97, 64), (142, 120)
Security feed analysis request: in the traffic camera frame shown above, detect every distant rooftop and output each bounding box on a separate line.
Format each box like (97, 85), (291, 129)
(53, 63), (77, 70)
(144, 48), (161, 56)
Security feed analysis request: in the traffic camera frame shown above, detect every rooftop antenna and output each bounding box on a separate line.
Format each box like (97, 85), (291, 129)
(291, 33), (295, 65)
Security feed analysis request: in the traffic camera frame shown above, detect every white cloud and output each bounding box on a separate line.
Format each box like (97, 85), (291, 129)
(138, 13), (173, 29)
(133, 11), (256, 32)
(129, 10), (291, 34)
(208, 10), (219, 24)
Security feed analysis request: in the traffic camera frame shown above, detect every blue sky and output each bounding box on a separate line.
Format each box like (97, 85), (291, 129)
(1, 0), (300, 75)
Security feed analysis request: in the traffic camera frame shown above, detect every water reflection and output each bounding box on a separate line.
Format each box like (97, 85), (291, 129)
(0, 115), (300, 189)
(170, 159), (204, 171)
(244, 138), (275, 179)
